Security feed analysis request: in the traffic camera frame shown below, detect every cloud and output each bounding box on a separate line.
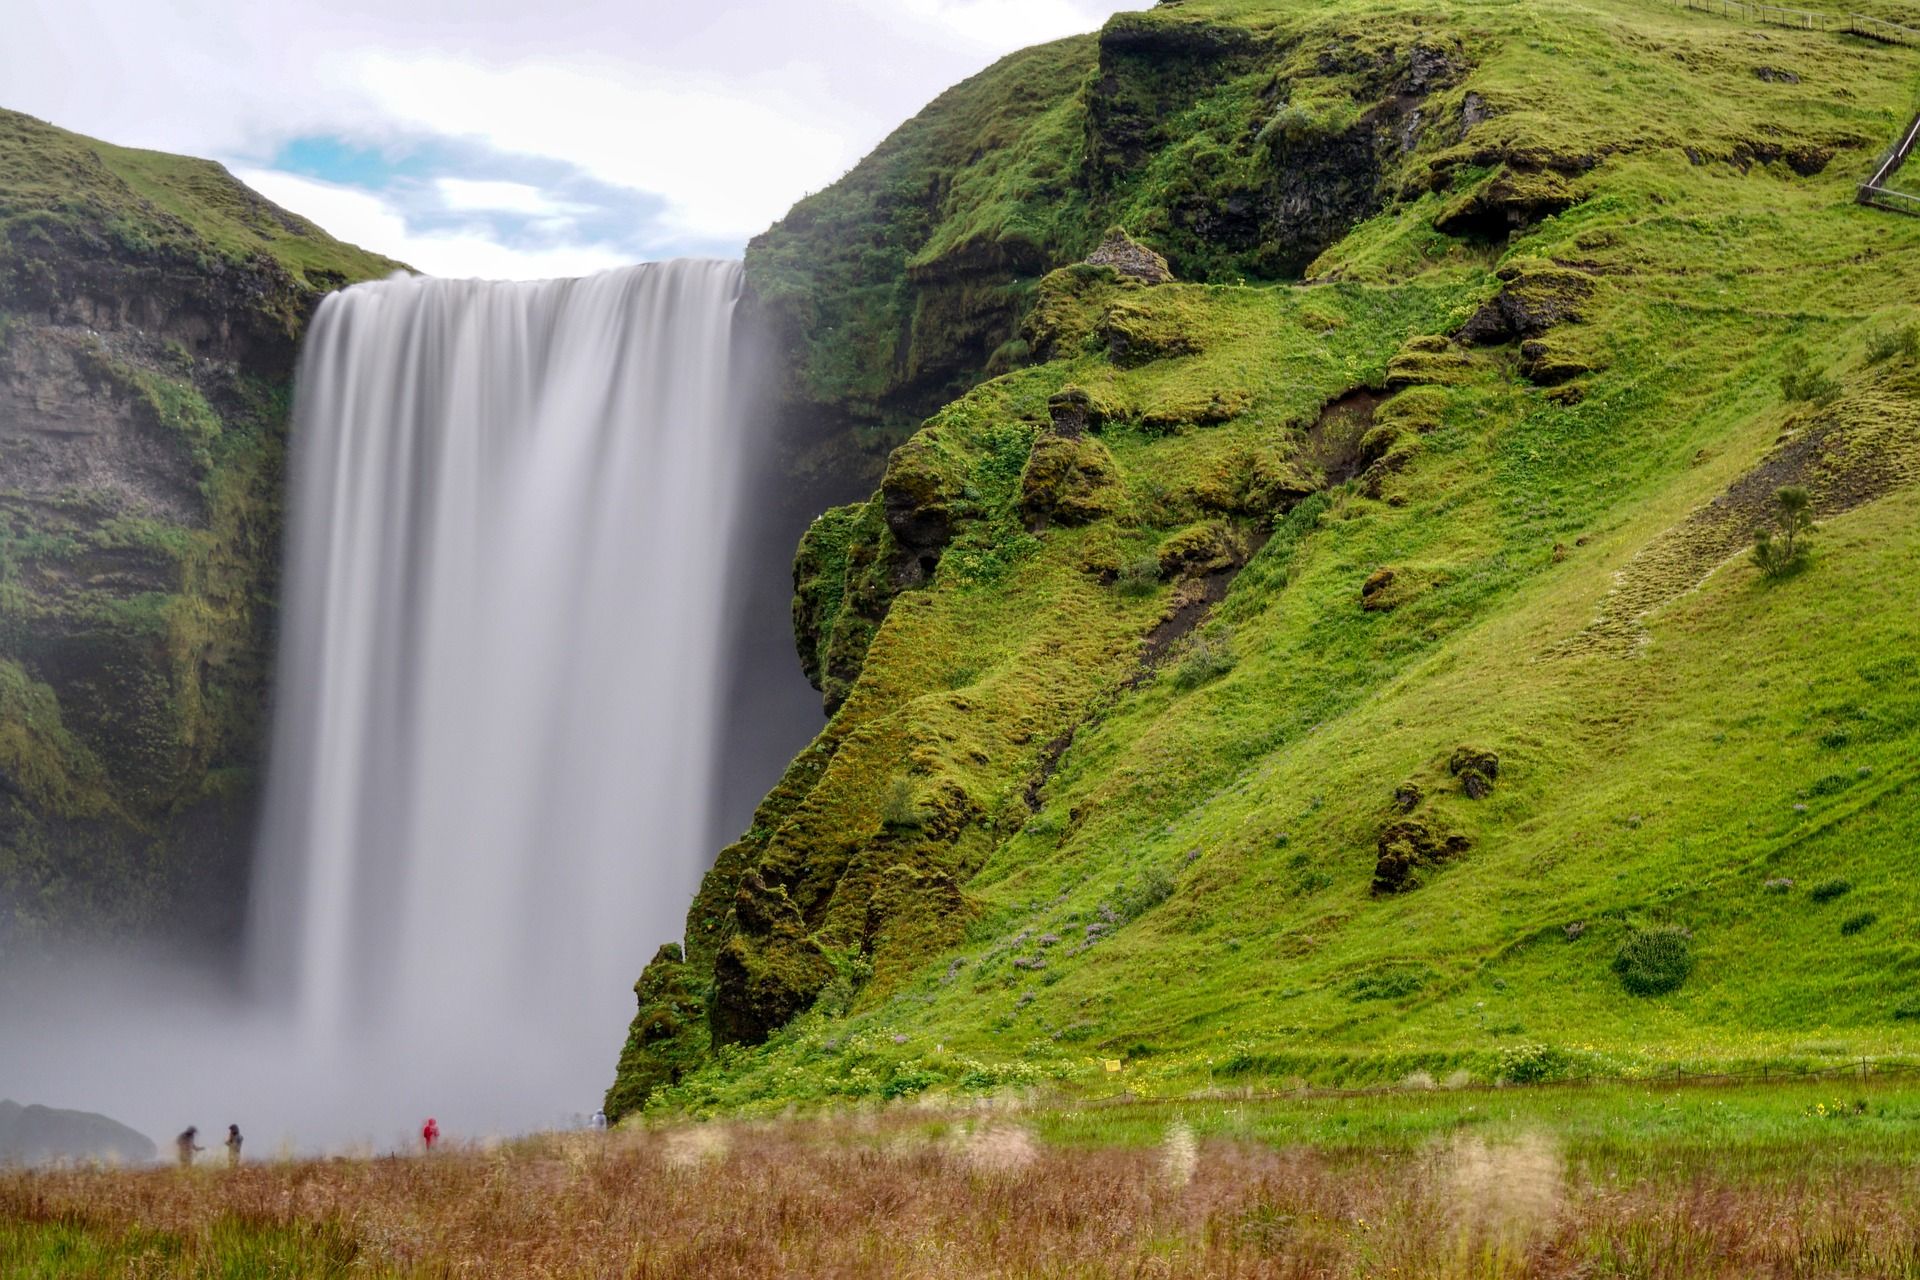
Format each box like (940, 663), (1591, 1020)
(342, 52), (857, 240)
(434, 178), (588, 218)
(239, 168), (635, 280)
(862, 0), (1119, 48)
(4, 0), (1149, 279)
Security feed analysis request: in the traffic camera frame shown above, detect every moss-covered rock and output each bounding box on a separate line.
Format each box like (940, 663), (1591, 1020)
(1519, 339), (1598, 386)
(604, 943), (708, 1122)
(1102, 296), (1206, 368)
(1191, 446), (1318, 520)
(1433, 163), (1585, 239)
(1373, 385), (1450, 435)
(880, 436), (966, 587)
(1140, 383), (1251, 431)
(1019, 434), (1123, 528)
(710, 870), (836, 1046)
(1372, 819), (1471, 894)
(1157, 519), (1247, 578)
(1448, 745), (1500, 800)
(1458, 262), (1597, 344)
(1025, 265), (1130, 362)
(1384, 334), (1476, 389)
(1046, 383), (1129, 437)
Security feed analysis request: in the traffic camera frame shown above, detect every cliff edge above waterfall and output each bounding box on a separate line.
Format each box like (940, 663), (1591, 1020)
(618, 0), (1920, 1115)
(0, 108), (402, 951)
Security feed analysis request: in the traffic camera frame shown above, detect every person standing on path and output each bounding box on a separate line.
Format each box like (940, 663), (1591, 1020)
(225, 1125), (243, 1168)
(175, 1127), (202, 1168)
(421, 1117), (439, 1152)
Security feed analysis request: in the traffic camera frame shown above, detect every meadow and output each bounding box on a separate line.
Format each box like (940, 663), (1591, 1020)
(12, 1078), (1920, 1276)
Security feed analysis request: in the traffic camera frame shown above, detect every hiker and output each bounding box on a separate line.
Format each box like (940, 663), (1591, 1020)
(589, 1109), (608, 1132)
(422, 1117), (439, 1151)
(225, 1125), (243, 1168)
(176, 1126), (203, 1168)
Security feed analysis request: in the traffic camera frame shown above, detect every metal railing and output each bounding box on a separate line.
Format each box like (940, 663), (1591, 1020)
(1860, 108), (1920, 212)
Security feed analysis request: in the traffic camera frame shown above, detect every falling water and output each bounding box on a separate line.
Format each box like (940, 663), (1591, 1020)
(245, 259), (749, 1128)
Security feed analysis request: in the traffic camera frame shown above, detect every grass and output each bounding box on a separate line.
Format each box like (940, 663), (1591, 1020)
(18, 1081), (1920, 1276)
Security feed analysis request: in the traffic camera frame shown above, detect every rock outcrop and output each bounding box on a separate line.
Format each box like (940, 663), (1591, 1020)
(1084, 228), (1174, 284)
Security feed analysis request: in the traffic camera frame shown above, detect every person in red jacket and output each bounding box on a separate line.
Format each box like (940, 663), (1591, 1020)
(421, 1117), (439, 1152)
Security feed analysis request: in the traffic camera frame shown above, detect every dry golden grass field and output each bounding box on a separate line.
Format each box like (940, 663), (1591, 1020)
(10, 1080), (1920, 1277)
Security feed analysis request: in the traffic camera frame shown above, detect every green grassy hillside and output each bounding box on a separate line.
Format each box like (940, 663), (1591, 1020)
(0, 110), (402, 948)
(614, 0), (1920, 1115)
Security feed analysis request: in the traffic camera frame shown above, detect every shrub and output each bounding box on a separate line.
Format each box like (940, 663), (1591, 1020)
(1344, 964), (1434, 1001)
(881, 778), (924, 830)
(1613, 925), (1694, 996)
(1865, 323), (1919, 365)
(1113, 556), (1162, 598)
(1810, 878), (1853, 903)
(1115, 865), (1177, 920)
(1497, 1042), (1568, 1084)
(812, 951), (874, 1018)
(1751, 486), (1813, 579)
(1841, 911), (1878, 936)
(881, 1068), (942, 1099)
(1173, 632), (1237, 689)
(1778, 346), (1841, 404)
(1218, 1039), (1260, 1075)
(1255, 98), (1359, 149)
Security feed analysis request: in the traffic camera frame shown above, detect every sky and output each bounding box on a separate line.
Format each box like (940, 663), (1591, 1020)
(5, 0), (1145, 279)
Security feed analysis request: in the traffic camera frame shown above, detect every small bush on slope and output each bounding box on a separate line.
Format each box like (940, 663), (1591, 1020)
(1614, 927), (1695, 997)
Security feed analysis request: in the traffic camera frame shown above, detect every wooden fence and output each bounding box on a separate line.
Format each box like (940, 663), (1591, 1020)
(1669, 0), (1920, 43)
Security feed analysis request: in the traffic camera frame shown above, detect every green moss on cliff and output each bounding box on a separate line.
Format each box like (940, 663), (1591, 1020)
(617, 0), (1920, 1113)
(0, 110), (401, 943)
(743, 0), (1520, 477)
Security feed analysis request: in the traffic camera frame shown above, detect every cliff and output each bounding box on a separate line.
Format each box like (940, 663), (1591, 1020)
(613, 0), (1920, 1114)
(0, 109), (401, 954)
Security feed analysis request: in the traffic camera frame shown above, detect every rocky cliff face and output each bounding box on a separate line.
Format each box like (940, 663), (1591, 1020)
(0, 109), (399, 953)
(751, 6), (1486, 719)
(744, 5), (1475, 506)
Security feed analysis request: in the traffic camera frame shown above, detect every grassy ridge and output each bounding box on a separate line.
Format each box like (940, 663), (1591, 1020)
(0, 109), (397, 303)
(617, 0), (1920, 1113)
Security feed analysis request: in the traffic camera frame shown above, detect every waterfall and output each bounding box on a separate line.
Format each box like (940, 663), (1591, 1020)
(248, 259), (748, 1127)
